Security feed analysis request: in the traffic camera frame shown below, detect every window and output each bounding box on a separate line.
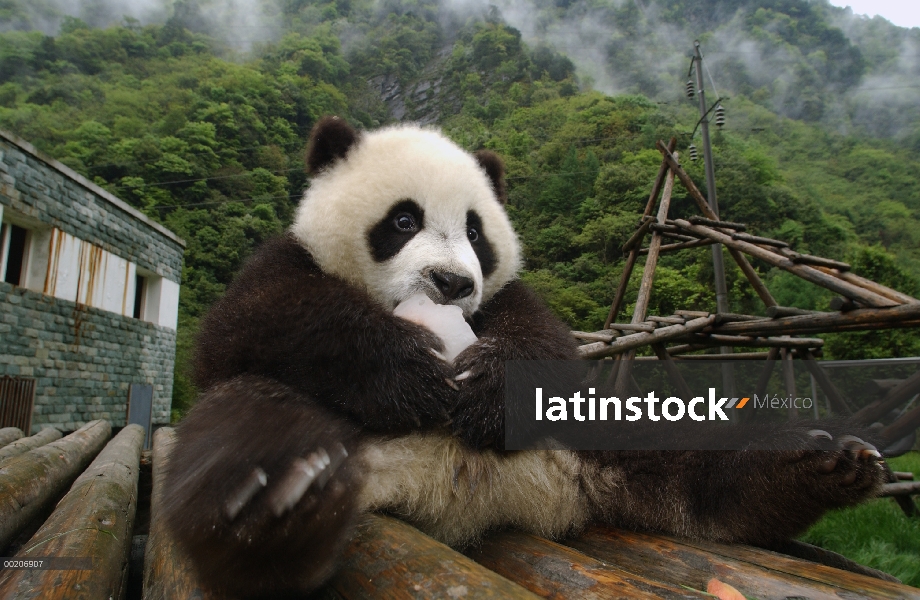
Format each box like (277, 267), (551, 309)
(1, 224), (29, 286)
(133, 274), (147, 319)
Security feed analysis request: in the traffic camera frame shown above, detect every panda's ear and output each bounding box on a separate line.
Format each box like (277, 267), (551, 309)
(307, 116), (360, 174)
(474, 150), (507, 205)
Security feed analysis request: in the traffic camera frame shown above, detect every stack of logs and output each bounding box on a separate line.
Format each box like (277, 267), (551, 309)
(2, 423), (919, 599)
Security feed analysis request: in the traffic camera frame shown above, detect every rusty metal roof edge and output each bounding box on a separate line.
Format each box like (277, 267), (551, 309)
(0, 129), (187, 249)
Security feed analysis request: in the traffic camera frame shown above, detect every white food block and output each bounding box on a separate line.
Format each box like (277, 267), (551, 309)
(394, 294), (478, 363)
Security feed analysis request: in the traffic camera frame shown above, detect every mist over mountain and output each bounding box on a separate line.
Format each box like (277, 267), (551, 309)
(2, 0), (918, 141)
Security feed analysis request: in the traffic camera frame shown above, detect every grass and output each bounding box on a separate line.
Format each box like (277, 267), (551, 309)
(799, 451), (920, 587)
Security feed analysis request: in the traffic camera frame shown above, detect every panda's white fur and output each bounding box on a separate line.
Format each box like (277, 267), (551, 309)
(291, 124), (522, 317)
(358, 434), (589, 546)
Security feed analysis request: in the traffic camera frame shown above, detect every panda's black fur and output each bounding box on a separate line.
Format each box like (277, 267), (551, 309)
(163, 116), (886, 598)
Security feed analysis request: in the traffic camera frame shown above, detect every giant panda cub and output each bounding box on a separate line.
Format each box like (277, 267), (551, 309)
(163, 116), (886, 598)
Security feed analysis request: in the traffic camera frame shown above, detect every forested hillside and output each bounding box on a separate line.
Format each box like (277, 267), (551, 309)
(1, 0), (918, 416)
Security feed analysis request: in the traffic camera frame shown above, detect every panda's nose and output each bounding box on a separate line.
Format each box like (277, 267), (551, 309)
(430, 271), (474, 301)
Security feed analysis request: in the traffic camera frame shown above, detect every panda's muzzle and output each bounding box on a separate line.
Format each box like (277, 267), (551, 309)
(430, 271), (474, 301)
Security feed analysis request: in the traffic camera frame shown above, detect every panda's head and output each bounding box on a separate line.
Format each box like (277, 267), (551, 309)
(291, 116), (521, 317)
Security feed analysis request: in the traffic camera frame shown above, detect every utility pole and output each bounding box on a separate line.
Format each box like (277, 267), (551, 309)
(692, 40), (734, 396)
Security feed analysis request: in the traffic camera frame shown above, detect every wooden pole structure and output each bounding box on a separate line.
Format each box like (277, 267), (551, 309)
(614, 159), (677, 396)
(854, 369), (920, 424)
(604, 139), (677, 329)
(781, 348), (798, 420)
(0, 425), (144, 599)
(651, 343), (694, 400)
(672, 220), (899, 308)
(0, 420), (110, 550)
(656, 141), (778, 308)
(797, 350), (853, 415)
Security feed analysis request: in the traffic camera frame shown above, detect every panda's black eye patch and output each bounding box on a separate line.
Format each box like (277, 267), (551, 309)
(466, 210), (496, 277)
(368, 200), (424, 262)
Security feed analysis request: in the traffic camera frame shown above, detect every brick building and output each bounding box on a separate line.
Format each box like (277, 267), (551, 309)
(0, 129), (185, 433)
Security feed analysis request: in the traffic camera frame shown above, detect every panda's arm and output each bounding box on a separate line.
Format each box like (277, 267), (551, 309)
(451, 279), (578, 449)
(194, 235), (456, 433)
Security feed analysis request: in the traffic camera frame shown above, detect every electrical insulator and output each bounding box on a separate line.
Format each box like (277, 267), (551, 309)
(688, 143), (699, 161)
(714, 104), (725, 127)
(686, 80), (695, 98)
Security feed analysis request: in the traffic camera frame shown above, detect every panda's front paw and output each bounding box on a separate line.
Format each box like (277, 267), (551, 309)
(224, 442), (349, 523)
(450, 344), (506, 449)
(791, 429), (885, 499)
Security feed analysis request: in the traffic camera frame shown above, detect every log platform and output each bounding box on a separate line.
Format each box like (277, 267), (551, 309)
(1, 423), (918, 599)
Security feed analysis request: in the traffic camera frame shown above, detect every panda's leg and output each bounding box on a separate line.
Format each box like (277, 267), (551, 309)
(161, 374), (364, 598)
(578, 421), (885, 546)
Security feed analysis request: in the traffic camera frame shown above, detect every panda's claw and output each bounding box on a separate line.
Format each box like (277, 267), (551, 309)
(455, 370), (473, 382)
(269, 454), (324, 517)
(224, 467), (268, 521)
(838, 435), (882, 461)
(808, 429), (832, 441)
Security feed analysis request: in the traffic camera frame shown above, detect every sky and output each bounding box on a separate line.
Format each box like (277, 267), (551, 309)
(827, 0), (920, 29)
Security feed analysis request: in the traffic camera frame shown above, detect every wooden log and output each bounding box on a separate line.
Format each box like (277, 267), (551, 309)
(651, 343), (695, 399)
(657, 140), (720, 222)
(818, 268), (920, 305)
(604, 139), (677, 329)
(632, 160), (677, 325)
(797, 350), (853, 415)
(604, 250), (639, 330)
(830, 296), (862, 312)
(0, 427), (62, 466)
(714, 313), (769, 323)
(606, 323), (655, 333)
(710, 303), (920, 337)
(766, 306), (825, 318)
(687, 215), (747, 231)
(620, 216), (654, 253)
(671, 352), (771, 360)
(672, 219), (899, 308)
(614, 157), (679, 397)
(328, 514), (539, 599)
(663, 343), (711, 355)
(143, 427), (220, 600)
(674, 310), (710, 318)
(894, 471), (915, 481)
(646, 315), (685, 325)
(640, 238), (715, 255)
(0, 419), (110, 550)
(572, 331), (616, 343)
(0, 424), (144, 599)
(880, 481), (920, 497)
(466, 530), (708, 599)
(0, 428), (23, 448)
(731, 232), (788, 248)
(682, 537), (907, 591)
(785, 252), (850, 271)
(727, 248), (779, 308)
(569, 525), (917, 600)
(750, 348), (780, 418)
(879, 404), (920, 447)
(579, 316), (716, 359)
(854, 369), (920, 424)
(678, 334), (824, 348)
(782, 348), (798, 420)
